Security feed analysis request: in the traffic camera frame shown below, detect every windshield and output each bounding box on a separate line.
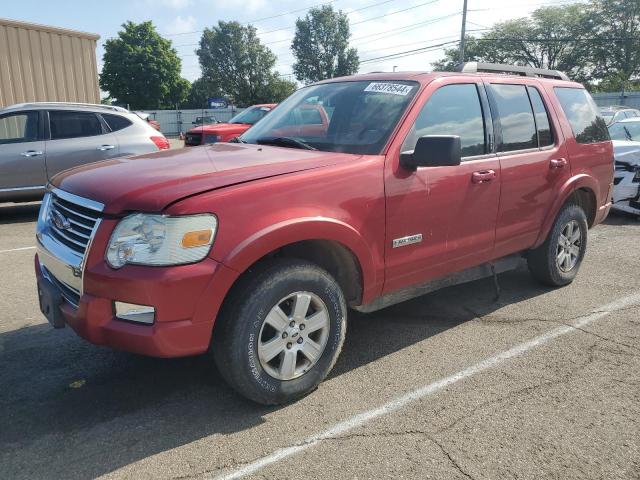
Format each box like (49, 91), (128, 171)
(241, 80), (420, 155)
(608, 121), (640, 142)
(600, 113), (614, 123)
(229, 106), (272, 125)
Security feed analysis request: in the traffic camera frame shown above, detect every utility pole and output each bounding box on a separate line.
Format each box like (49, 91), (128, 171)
(459, 0), (468, 64)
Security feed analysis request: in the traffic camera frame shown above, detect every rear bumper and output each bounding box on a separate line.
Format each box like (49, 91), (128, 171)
(35, 255), (238, 357)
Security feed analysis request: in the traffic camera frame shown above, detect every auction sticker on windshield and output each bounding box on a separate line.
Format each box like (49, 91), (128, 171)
(364, 83), (414, 96)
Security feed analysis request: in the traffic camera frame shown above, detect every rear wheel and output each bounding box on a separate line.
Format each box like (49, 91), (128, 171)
(527, 203), (588, 287)
(212, 259), (347, 405)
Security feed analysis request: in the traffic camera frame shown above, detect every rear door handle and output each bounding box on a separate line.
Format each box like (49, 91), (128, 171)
(550, 158), (568, 169)
(472, 169), (496, 184)
(20, 150), (44, 157)
(97, 144), (116, 151)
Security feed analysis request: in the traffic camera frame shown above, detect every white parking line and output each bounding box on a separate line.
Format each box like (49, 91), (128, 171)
(0, 246), (36, 254)
(213, 292), (640, 480)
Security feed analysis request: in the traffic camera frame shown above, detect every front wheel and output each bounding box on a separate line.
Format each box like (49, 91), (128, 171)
(527, 203), (588, 287)
(212, 259), (347, 405)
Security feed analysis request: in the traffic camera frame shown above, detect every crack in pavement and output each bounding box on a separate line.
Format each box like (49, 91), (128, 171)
(466, 304), (640, 354)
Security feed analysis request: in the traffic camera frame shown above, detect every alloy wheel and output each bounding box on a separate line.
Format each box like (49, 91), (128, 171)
(257, 291), (330, 381)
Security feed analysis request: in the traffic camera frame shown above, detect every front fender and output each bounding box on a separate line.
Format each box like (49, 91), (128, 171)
(220, 217), (380, 303)
(533, 174), (600, 248)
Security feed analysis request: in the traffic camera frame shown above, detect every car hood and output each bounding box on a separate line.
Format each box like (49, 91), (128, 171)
(52, 143), (359, 214)
(189, 123), (250, 134)
(612, 140), (640, 166)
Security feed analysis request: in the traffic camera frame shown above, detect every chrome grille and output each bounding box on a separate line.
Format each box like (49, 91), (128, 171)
(48, 192), (102, 256)
(185, 132), (202, 146)
(42, 265), (80, 308)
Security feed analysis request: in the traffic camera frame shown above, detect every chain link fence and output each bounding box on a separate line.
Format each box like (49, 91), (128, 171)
(138, 107), (245, 137)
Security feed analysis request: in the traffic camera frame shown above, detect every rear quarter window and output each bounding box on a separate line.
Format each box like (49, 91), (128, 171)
(554, 87), (610, 144)
(102, 114), (133, 132)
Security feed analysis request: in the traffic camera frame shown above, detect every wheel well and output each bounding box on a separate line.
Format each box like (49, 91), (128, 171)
(236, 240), (364, 306)
(572, 188), (597, 227)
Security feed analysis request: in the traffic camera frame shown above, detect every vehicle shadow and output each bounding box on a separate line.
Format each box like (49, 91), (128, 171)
(603, 210), (639, 226)
(0, 263), (551, 479)
(0, 202), (40, 224)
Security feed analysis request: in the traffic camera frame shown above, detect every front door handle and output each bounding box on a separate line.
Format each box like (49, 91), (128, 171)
(472, 170), (496, 184)
(97, 144), (116, 151)
(20, 150), (44, 157)
(550, 158), (568, 169)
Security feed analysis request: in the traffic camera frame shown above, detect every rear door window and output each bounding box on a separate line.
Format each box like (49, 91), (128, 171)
(102, 113), (132, 132)
(0, 112), (39, 144)
(554, 87), (609, 143)
(49, 111), (104, 140)
(488, 84), (537, 152)
(401, 83), (487, 157)
(527, 86), (554, 147)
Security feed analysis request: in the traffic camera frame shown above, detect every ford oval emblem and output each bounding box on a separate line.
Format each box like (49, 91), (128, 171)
(51, 210), (71, 231)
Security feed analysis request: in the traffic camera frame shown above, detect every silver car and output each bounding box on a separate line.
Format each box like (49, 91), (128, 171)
(0, 102), (169, 203)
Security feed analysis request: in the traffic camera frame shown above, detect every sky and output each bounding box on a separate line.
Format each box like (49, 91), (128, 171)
(1, 0), (580, 83)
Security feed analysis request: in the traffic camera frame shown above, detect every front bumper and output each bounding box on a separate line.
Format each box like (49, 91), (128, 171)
(35, 254), (237, 357)
(612, 169), (640, 215)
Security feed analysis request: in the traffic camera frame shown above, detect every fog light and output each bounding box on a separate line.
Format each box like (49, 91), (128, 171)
(114, 302), (155, 324)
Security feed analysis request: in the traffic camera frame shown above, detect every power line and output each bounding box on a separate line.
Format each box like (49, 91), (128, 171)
(163, 0), (338, 36)
(167, 0), (406, 42)
(263, 1), (449, 46)
(350, 12), (460, 44)
(360, 40), (459, 64)
(256, 0), (399, 36)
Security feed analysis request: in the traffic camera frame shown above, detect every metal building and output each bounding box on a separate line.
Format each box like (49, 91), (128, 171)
(0, 18), (100, 109)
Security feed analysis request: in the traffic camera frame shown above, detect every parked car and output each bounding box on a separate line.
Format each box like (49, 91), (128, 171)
(599, 106), (640, 125)
(134, 112), (161, 131)
(184, 104), (276, 146)
(608, 118), (640, 215)
(1, 103), (169, 203)
(192, 116), (217, 126)
(35, 65), (613, 405)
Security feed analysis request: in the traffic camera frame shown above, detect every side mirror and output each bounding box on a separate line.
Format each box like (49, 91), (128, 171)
(400, 135), (462, 170)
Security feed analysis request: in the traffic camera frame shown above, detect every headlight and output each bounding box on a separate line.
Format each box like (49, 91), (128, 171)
(106, 213), (217, 269)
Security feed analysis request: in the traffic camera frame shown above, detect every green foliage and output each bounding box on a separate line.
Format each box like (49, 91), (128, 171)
(197, 21), (294, 106)
(183, 77), (223, 109)
(100, 21), (189, 109)
(291, 5), (359, 84)
(588, 0), (640, 91)
(433, 0), (640, 90)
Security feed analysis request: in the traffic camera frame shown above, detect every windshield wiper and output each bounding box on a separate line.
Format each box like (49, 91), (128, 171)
(255, 137), (316, 150)
(229, 136), (246, 143)
(623, 126), (633, 142)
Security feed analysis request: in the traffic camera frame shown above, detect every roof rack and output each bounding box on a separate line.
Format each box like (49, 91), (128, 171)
(456, 62), (570, 81)
(6, 102), (129, 113)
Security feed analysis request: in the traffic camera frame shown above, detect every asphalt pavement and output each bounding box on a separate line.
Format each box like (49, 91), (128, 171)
(0, 202), (638, 480)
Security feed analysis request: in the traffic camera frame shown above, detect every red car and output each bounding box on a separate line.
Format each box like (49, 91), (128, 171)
(35, 64), (613, 405)
(184, 104), (276, 146)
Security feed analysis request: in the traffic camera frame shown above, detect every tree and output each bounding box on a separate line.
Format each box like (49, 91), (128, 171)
(183, 77), (224, 109)
(197, 21), (295, 106)
(589, 0), (640, 91)
(291, 5), (359, 84)
(100, 21), (189, 109)
(433, 5), (593, 83)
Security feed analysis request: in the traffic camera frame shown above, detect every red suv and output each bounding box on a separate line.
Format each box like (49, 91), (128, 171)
(35, 64), (613, 405)
(184, 104), (276, 146)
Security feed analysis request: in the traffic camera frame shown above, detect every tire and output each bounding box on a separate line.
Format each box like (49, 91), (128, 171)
(212, 259), (347, 405)
(527, 203), (588, 287)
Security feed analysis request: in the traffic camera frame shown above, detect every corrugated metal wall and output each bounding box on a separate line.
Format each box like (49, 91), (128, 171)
(0, 18), (100, 109)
